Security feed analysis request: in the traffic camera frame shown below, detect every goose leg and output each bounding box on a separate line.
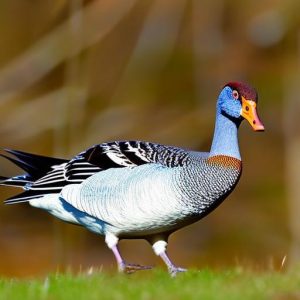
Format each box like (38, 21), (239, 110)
(152, 240), (187, 277)
(105, 233), (152, 274)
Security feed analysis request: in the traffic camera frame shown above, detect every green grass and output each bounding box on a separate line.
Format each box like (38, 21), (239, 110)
(0, 268), (299, 300)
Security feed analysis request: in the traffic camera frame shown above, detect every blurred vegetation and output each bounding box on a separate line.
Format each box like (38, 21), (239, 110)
(0, 0), (299, 277)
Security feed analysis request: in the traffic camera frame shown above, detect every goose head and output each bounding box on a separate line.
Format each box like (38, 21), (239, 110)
(218, 82), (265, 131)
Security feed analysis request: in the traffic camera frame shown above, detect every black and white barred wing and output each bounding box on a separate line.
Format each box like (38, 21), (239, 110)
(32, 141), (152, 190)
(45, 140), (188, 188)
(79, 141), (188, 169)
(3, 141), (188, 203)
(77, 141), (151, 170)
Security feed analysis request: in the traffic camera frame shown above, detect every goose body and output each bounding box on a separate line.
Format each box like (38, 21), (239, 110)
(0, 82), (264, 276)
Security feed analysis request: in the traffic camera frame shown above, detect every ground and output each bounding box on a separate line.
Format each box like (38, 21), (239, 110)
(0, 267), (300, 300)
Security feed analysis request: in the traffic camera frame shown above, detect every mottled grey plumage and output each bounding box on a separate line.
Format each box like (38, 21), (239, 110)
(177, 155), (241, 217)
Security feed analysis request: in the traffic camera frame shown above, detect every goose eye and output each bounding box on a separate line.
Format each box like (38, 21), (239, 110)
(232, 90), (239, 100)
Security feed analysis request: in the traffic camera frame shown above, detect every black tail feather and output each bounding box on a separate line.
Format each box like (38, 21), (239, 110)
(0, 154), (36, 179)
(0, 175), (32, 188)
(1, 149), (68, 204)
(2, 149), (68, 180)
(4, 190), (43, 205)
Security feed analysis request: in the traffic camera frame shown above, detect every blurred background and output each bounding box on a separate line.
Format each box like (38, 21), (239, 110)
(0, 0), (299, 277)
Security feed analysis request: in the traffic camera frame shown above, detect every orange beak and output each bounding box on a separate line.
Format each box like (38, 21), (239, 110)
(241, 97), (265, 131)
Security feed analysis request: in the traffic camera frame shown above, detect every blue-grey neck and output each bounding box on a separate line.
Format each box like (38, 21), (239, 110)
(209, 106), (241, 160)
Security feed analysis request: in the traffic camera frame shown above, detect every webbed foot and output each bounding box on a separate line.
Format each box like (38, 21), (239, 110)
(119, 262), (153, 274)
(168, 266), (187, 277)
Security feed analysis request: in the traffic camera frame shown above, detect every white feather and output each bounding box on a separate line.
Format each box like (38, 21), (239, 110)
(106, 152), (133, 166)
(126, 142), (149, 162)
(29, 194), (79, 224)
(61, 164), (187, 236)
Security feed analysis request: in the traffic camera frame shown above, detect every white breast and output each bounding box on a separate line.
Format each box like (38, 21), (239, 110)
(61, 164), (187, 236)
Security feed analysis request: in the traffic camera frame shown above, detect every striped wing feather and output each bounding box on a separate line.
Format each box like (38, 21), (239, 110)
(4, 141), (188, 203)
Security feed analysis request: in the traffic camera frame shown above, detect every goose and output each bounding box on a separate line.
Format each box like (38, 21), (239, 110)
(0, 82), (264, 276)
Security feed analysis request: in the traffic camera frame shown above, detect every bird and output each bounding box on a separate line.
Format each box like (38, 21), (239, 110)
(0, 81), (264, 276)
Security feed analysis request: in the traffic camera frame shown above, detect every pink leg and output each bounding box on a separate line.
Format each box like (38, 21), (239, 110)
(111, 245), (124, 268)
(109, 242), (152, 274)
(152, 240), (186, 277)
(159, 251), (187, 277)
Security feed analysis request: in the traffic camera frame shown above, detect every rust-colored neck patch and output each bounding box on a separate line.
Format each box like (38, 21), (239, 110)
(207, 155), (242, 171)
